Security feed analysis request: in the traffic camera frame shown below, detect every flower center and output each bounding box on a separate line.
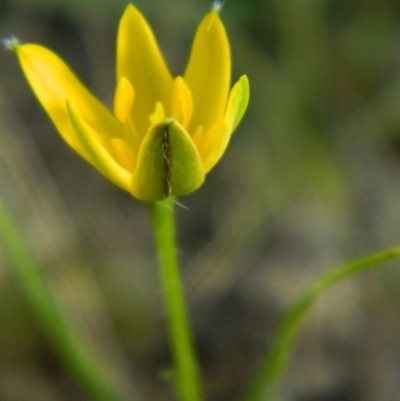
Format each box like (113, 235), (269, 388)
(112, 76), (196, 173)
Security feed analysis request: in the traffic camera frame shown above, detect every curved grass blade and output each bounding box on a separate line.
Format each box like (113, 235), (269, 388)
(244, 245), (400, 401)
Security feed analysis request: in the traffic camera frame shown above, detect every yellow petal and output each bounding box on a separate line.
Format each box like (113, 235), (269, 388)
(114, 76), (134, 124)
(130, 119), (205, 201)
(226, 75), (250, 132)
(200, 75), (250, 173)
(191, 125), (204, 148)
(149, 102), (165, 126)
(110, 138), (135, 172)
(15, 44), (124, 158)
(117, 4), (173, 138)
(67, 100), (131, 191)
(200, 118), (228, 173)
(170, 76), (193, 128)
(184, 11), (230, 133)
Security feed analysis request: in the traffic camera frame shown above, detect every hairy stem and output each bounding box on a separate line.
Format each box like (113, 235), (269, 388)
(148, 198), (203, 401)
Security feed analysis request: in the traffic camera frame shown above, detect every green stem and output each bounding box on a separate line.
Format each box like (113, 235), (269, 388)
(0, 196), (127, 401)
(147, 197), (203, 401)
(244, 245), (400, 401)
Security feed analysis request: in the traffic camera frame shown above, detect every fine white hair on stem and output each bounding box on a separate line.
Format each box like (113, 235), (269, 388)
(2, 35), (19, 51)
(174, 200), (189, 210)
(212, 0), (226, 12)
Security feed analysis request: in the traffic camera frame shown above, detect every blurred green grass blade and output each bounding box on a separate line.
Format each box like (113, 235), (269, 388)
(243, 245), (400, 401)
(0, 196), (128, 401)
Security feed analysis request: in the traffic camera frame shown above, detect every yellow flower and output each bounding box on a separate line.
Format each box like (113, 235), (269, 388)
(11, 3), (249, 201)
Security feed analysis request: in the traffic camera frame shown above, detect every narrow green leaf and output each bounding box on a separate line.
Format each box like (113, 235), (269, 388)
(244, 246), (400, 401)
(0, 196), (128, 401)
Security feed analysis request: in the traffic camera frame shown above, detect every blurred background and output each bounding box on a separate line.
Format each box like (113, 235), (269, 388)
(1, 0), (400, 400)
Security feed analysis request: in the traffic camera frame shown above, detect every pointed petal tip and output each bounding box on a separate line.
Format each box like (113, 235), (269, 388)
(123, 3), (136, 15)
(184, 2), (230, 133)
(211, 0), (225, 13)
(2, 35), (20, 51)
(241, 74), (249, 84)
(122, 3), (138, 16)
(119, 3), (140, 28)
(121, 3), (146, 25)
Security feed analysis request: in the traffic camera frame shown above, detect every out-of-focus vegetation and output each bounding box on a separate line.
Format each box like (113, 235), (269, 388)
(1, 0), (400, 400)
